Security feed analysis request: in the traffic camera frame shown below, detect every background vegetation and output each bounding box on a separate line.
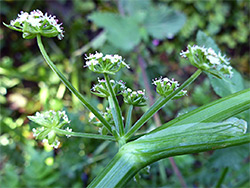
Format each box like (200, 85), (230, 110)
(0, 0), (249, 187)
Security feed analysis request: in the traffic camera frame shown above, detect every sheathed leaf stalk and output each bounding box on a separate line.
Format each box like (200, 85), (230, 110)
(3, 9), (64, 40)
(152, 77), (187, 99)
(180, 45), (233, 78)
(84, 52), (130, 74)
(28, 110), (72, 148)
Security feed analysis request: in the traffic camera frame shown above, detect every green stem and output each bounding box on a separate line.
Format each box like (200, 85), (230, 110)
(125, 105), (133, 133)
(215, 167), (229, 188)
(54, 128), (116, 141)
(36, 35), (113, 135)
(104, 73), (124, 136)
(124, 69), (202, 141)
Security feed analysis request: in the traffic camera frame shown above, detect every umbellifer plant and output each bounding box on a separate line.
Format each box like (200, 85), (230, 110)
(4, 10), (250, 187)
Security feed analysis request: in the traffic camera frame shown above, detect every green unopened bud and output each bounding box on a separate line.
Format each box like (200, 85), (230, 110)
(123, 88), (147, 106)
(91, 78), (126, 98)
(84, 52), (129, 74)
(152, 77), (187, 99)
(180, 45), (233, 78)
(3, 9), (64, 40)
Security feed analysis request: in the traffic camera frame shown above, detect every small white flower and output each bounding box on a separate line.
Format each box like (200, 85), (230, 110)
(207, 55), (220, 65)
(52, 140), (60, 149)
(65, 127), (72, 138)
(103, 54), (113, 61)
(95, 52), (103, 59)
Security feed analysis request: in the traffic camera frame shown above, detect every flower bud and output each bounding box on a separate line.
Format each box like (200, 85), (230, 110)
(4, 9), (64, 40)
(123, 88), (147, 106)
(180, 45), (233, 78)
(84, 52), (129, 74)
(152, 77), (187, 99)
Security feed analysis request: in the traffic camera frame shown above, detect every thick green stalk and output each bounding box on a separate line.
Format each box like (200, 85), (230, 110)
(125, 105), (133, 133)
(88, 89), (250, 188)
(36, 35), (113, 135)
(104, 73), (124, 136)
(124, 69), (202, 141)
(54, 128), (116, 141)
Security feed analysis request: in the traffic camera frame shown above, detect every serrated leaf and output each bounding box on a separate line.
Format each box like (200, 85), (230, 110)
(196, 30), (220, 53)
(143, 6), (186, 39)
(88, 12), (141, 51)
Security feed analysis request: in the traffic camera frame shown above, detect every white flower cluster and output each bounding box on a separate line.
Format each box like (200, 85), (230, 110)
(91, 78), (126, 98)
(34, 110), (70, 124)
(29, 110), (72, 149)
(152, 77), (179, 88)
(180, 45), (233, 77)
(152, 77), (187, 98)
(84, 52), (129, 74)
(9, 9), (64, 40)
(123, 88), (147, 106)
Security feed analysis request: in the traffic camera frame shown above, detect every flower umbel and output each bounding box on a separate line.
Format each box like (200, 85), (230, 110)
(28, 110), (71, 148)
(84, 52), (129, 74)
(152, 77), (187, 99)
(91, 78), (126, 98)
(123, 88), (147, 106)
(180, 45), (233, 78)
(3, 9), (64, 40)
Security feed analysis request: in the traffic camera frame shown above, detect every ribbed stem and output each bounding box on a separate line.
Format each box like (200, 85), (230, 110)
(36, 35), (113, 135)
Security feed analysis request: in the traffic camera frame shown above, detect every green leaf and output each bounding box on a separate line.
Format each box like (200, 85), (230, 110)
(120, 0), (152, 16)
(144, 6), (186, 39)
(209, 69), (245, 97)
(88, 13), (141, 51)
(196, 30), (220, 53)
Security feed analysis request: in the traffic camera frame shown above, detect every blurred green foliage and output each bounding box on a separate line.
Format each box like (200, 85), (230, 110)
(0, 0), (249, 187)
